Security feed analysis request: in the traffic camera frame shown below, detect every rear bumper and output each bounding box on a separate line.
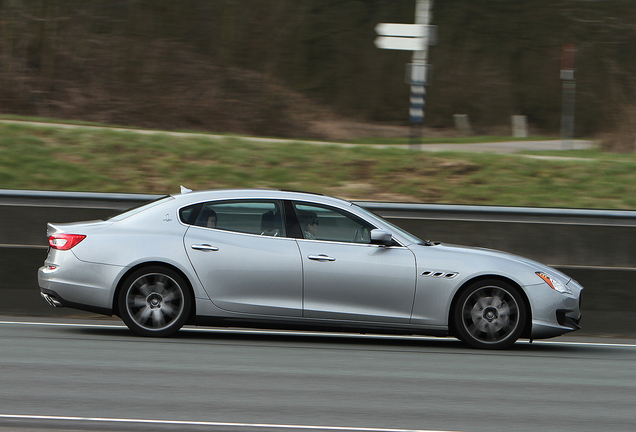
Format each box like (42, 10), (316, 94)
(40, 291), (63, 307)
(40, 287), (113, 316)
(38, 255), (124, 315)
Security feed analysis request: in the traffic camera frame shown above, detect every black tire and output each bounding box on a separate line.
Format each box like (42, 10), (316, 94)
(118, 266), (192, 337)
(453, 279), (526, 349)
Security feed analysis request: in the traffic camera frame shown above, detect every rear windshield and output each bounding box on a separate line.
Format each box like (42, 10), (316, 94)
(105, 196), (173, 222)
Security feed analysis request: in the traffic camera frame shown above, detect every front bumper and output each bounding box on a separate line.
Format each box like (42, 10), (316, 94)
(529, 278), (583, 339)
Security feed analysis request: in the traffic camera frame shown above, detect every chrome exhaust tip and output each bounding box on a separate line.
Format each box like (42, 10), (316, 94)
(41, 292), (63, 308)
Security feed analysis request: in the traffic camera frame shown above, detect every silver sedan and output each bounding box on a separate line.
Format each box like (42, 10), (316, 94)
(38, 188), (583, 349)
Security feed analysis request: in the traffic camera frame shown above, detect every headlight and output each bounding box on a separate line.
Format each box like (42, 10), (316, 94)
(536, 272), (572, 294)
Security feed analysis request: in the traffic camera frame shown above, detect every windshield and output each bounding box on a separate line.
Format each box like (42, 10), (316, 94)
(353, 204), (424, 245)
(105, 196), (173, 221)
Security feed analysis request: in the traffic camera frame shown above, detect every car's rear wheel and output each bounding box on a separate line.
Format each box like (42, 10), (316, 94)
(453, 280), (526, 349)
(119, 266), (191, 337)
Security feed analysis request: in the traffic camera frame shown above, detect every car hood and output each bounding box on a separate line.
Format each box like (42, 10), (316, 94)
(409, 242), (572, 284)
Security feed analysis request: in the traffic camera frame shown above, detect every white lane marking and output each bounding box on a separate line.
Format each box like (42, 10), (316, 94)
(1, 319), (635, 348)
(0, 320), (125, 329)
(0, 414), (458, 432)
(0, 319), (452, 341)
(532, 340), (636, 348)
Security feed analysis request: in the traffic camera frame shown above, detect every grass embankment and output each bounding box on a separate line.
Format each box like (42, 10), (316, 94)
(1, 120), (635, 210)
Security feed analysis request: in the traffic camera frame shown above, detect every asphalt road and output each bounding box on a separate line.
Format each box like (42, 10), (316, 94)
(1, 317), (635, 432)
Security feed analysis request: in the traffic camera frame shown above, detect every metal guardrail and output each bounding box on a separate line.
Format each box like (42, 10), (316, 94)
(2, 189), (635, 335)
(357, 202), (636, 226)
(3, 189), (636, 225)
(0, 189), (161, 210)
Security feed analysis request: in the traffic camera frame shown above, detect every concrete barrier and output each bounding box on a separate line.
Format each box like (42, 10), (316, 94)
(2, 190), (634, 336)
(453, 114), (473, 135)
(512, 115), (528, 137)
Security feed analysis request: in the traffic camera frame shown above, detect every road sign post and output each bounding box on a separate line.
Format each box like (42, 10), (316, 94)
(560, 43), (576, 150)
(375, 0), (434, 145)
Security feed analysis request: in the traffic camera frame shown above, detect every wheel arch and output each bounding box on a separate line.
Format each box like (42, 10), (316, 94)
(448, 274), (532, 339)
(112, 261), (196, 323)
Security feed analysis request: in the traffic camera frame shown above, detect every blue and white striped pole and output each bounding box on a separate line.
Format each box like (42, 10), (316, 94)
(410, 84), (425, 124)
(409, 0), (432, 144)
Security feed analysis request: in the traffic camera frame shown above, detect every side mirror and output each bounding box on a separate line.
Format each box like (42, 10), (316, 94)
(370, 229), (393, 245)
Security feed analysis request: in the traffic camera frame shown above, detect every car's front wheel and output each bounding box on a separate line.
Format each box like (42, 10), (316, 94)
(453, 280), (526, 349)
(118, 267), (192, 337)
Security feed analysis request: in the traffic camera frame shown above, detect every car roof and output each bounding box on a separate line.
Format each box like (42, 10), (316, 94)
(169, 188), (354, 208)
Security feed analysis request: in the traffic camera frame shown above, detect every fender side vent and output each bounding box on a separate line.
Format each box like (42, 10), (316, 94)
(421, 271), (458, 279)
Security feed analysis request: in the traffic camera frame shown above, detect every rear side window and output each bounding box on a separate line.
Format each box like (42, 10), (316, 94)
(179, 203), (202, 225)
(186, 200), (286, 237)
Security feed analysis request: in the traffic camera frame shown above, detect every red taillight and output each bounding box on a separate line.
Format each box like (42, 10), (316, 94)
(49, 234), (86, 250)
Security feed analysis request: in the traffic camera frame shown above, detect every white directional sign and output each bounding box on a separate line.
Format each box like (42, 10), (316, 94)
(375, 23), (426, 38)
(374, 23), (432, 51)
(374, 36), (425, 51)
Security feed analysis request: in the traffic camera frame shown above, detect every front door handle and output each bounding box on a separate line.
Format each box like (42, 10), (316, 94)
(308, 254), (336, 262)
(191, 244), (219, 251)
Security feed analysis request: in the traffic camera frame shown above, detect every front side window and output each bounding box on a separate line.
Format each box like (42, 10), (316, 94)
(354, 204), (423, 245)
(188, 200), (286, 237)
(292, 202), (375, 243)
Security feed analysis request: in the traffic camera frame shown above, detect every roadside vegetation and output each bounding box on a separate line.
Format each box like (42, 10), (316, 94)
(2, 121), (636, 210)
(2, 2), (636, 143)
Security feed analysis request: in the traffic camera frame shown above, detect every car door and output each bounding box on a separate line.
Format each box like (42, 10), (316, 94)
(184, 199), (302, 317)
(292, 202), (417, 323)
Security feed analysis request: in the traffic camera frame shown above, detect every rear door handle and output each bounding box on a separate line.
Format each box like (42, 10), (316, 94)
(308, 254), (336, 262)
(191, 244), (219, 251)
